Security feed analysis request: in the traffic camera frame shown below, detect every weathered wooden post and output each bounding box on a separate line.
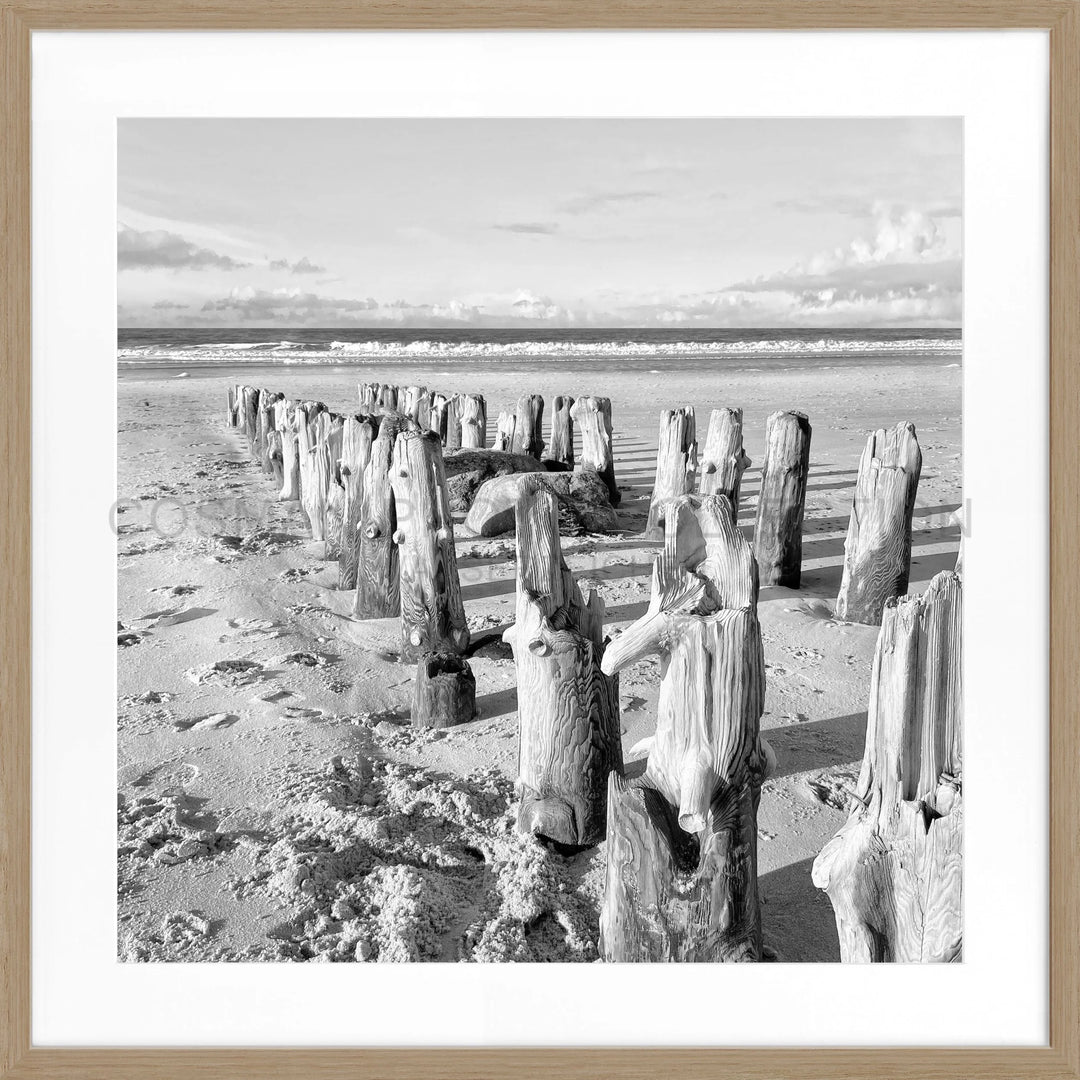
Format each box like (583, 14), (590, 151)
(503, 475), (622, 849)
(444, 395), (462, 451)
(813, 571), (962, 963)
(493, 409), (517, 452)
(390, 430), (470, 661)
(354, 415), (404, 619)
(644, 407), (697, 540)
(458, 394), (486, 449)
(412, 653), (476, 728)
(242, 386), (260, 449)
(257, 390), (281, 477)
(835, 422), (923, 624)
(543, 395), (574, 469)
(379, 384), (398, 412)
(227, 385), (239, 427)
(266, 429), (284, 487)
(600, 494), (771, 961)
(401, 386), (427, 423)
(752, 410), (811, 587)
(700, 406), (751, 511)
(278, 415), (301, 502)
(339, 415), (377, 590)
(511, 393), (544, 458)
(429, 392), (450, 442)
(571, 396), (619, 506)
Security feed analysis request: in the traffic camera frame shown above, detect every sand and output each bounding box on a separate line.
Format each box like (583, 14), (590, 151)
(116, 359), (961, 962)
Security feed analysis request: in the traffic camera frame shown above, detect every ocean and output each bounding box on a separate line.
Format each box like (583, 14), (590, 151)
(118, 327), (961, 379)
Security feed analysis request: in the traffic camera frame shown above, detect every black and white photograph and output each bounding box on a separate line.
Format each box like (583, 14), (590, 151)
(116, 117), (962, 964)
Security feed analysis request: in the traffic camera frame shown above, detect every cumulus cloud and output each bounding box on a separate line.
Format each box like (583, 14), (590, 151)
(117, 226), (249, 271)
(151, 300), (189, 310)
(493, 222), (558, 235)
(201, 287), (378, 322)
(268, 256), (326, 274)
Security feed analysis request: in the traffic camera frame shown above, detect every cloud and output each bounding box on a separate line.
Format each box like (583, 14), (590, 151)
(117, 226), (249, 271)
(151, 300), (189, 310)
(268, 256), (326, 274)
(201, 286), (378, 322)
(557, 190), (662, 215)
(492, 222), (559, 235)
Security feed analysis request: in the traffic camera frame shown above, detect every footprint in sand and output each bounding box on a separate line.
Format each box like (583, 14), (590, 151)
(219, 617), (283, 643)
(139, 606), (217, 628)
(149, 583), (201, 598)
(118, 631), (145, 648)
(186, 659), (265, 687)
(276, 651), (340, 668)
(173, 713), (240, 732)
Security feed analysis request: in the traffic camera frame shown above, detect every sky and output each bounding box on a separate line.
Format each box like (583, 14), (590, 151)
(117, 118), (961, 329)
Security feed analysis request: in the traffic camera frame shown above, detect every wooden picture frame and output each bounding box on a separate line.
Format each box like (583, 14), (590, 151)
(2, 4), (1076, 1076)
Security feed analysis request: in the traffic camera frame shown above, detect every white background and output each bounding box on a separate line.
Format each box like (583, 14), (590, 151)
(32, 31), (1048, 1046)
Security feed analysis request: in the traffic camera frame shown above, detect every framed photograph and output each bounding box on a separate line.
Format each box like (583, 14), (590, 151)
(3, 4), (1077, 1077)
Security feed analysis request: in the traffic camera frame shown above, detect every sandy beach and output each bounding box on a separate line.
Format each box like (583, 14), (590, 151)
(116, 356), (961, 963)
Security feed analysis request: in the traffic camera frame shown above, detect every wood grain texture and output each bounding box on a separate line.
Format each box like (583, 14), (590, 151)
(813, 572), (962, 963)
(390, 430), (470, 661)
(503, 475), (622, 848)
(354, 414), (403, 620)
(411, 652), (476, 728)
(570, 394), (619, 505)
(835, 422), (922, 624)
(752, 410), (812, 587)
(699, 406), (750, 510)
(644, 406), (697, 540)
(3, 5), (1078, 1077)
(600, 494), (770, 960)
(492, 407), (516, 451)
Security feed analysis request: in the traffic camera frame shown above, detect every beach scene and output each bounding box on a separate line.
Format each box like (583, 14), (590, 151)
(117, 120), (962, 963)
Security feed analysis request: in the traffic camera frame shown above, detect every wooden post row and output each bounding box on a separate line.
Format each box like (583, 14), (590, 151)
(600, 494), (772, 961)
(812, 571), (962, 962)
(503, 474), (622, 849)
(753, 410), (812, 587)
(511, 393), (544, 458)
(543, 395), (574, 469)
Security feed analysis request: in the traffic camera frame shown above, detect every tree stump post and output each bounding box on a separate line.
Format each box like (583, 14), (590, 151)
(543, 395), (575, 468)
(458, 394), (486, 449)
(511, 393), (544, 458)
(812, 571), (962, 962)
(390, 430), (470, 661)
(429, 392), (450, 443)
(379, 385), (398, 412)
(354, 415), (403, 619)
(835, 422), (923, 624)
(599, 494), (771, 961)
(700, 407), (751, 511)
(644, 407), (697, 540)
(444, 396), (462, 451)
(571, 396), (619, 506)
(493, 408), (517, 452)
(411, 653), (477, 728)
(339, 415), (377, 590)
(503, 475), (623, 849)
(752, 410), (812, 587)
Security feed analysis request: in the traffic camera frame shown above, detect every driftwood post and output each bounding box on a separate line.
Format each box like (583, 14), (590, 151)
(753, 410), (811, 587)
(242, 386), (260, 450)
(322, 416), (346, 560)
(503, 475), (622, 849)
(700, 407), (751, 511)
(339, 415), (377, 590)
(571, 396), (619, 506)
(511, 394), (544, 458)
(600, 494), (771, 961)
(429, 392), (450, 443)
(379, 385), (398, 412)
(354, 415), (403, 619)
(412, 653), (476, 729)
(277, 402), (301, 502)
(812, 571), (962, 962)
(390, 430), (470, 661)
(444, 396), (462, 451)
(493, 409), (517, 452)
(401, 386), (426, 423)
(543, 395), (575, 469)
(835, 422), (923, 624)
(644, 407), (697, 541)
(458, 394), (486, 449)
